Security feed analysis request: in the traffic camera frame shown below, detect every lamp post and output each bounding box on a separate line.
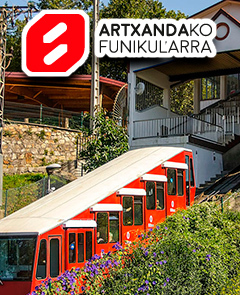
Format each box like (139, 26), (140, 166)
(46, 163), (61, 194)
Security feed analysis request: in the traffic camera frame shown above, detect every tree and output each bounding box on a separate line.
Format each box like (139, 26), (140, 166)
(99, 0), (186, 81)
(80, 109), (129, 172)
(170, 81), (194, 115)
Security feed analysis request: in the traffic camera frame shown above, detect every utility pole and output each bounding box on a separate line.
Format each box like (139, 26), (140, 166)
(90, 0), (100, 129)
(0, 3), (37, 208)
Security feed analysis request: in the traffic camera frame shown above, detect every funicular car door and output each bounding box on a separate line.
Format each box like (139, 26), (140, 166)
(90, 203), (122, 255)
(63, 220), (96, 270)
(117, 188), (145, 243)
(141, 174), (167, 230)
(185, 154), (196, 206)
(162, 161), (188, 216)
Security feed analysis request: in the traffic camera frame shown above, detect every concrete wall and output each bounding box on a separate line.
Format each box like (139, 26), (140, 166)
(2, 123), (79, 175)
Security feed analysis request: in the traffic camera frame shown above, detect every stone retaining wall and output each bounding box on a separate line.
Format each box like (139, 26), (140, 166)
(2, 123), (80, 174)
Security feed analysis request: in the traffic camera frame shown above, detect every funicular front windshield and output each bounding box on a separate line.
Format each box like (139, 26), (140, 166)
(0, 235), (37, 281)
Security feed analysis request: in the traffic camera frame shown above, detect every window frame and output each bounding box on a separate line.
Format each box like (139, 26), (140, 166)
(167, 169), (177, 196)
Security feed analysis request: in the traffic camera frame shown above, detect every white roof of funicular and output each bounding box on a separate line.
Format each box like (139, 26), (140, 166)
(0, 146), (189, 235)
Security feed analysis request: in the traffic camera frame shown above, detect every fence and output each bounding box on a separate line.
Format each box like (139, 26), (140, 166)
(1, 175), (69, 217)
(4, 101), (87, 130)
(133, 116), (224, 144)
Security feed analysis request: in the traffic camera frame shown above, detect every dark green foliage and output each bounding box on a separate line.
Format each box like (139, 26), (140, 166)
(80, 109), (129, 172)
(171, 81), (194, 115)
(80, 203), (240, 294)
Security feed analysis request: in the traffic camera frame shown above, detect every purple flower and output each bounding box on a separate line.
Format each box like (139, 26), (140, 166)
(166, 278), (170, 282)
(149, 228), (153, 232)
(156, 225), (160, 230)
(149, 264), (152, 267)
(193, 249), (196, 253)
(165, 227), (168, 230)
(183, 216), (186, 219)
(163, 282), (167, 287)
(144, 251), (149, 256)
(152, 281), (157, 285)
(160, 250), (164, 254)
(145, 280), (149, 284)
(163, 260), (167, 264)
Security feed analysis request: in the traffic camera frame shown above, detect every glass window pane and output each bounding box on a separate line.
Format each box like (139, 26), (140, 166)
(178, 170), (184, 196)
(0, 236), (36, 281)
(109, 213), (119, 243)
(97, 213), (108, 244)
(156, 183), (164, 210)
(78, 233), (84, 263)
(134, 197), (143, 225)
(50, 238), (59, 278)
(36, 240), (47, 280)
(69, 233), (76, 264)
(86, 232), (92, 261)
(190, 159), (195, 187)
(123, 196), (133, 226)
(146, 182), (155, 210)
(167, 169), (176, 195)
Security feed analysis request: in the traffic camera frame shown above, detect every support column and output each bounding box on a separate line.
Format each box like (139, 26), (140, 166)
(163, 88), (171, 116)
(193, 79), (201, 114)
(220, 75), (227, 100)
(90, 0), (100, 126)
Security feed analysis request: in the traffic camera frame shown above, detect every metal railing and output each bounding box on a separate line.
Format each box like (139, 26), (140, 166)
(4, 101), (85, 130)
(133, 116), (224, 144)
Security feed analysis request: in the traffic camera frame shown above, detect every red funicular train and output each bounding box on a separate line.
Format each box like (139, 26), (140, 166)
(0, 147), (195, 295)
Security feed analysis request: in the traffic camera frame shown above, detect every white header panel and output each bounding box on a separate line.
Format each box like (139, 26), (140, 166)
(141, 174), (167, 182)
(63, 219), (97, 228)
(162, 161), (188, 170)
(117, 188), (146, 196)
(90, 204), (123, 212)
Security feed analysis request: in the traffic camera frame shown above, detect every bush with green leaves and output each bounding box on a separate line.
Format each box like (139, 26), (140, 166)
(80, 109), (129, 172)
(31, 203), (240, 295)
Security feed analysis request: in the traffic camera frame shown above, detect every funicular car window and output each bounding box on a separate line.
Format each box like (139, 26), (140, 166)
(134, 197), (143, 225)
(156, 183), (164, 210)
(86, 232), (92, 261)
(190, 158), (195, 187)
(36, 239), (47, 280)
(123, 196), (133, 226)
(0, 235), (36, 281)
(146, 182), (156, 210)
(97, 213), (108, 244)
(109, 213), (119, 243)
(167, 169), (176, 195)
(69, 233), (76, 263)
(177, 170), (184, 196)
(50, 238), (59, 278)
(78, 233), (84, 263)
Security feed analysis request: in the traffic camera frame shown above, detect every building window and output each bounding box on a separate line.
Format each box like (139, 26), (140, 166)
(177, 170), (184, 196)
(97, 213), (108, 244)
(201, 77), (220, 100)
(156, 183), (164, 210)
(109, 213), (119, 243)
(135, 77), (163, 111)
(146, 181), (156, 210)
(69, 233), (76, 263)
(167, 169), (176, 195)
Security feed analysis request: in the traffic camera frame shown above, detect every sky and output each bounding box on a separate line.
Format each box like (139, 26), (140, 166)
(0, 0), (221, 16)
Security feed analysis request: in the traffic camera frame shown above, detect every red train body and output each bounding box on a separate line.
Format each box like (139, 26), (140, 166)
(0, 147), (195, 294)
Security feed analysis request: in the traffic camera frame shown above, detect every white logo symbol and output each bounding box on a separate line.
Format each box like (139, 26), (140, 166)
(149, 215), (153, 223)
(43, 22), (68, 65)
(126, 232), (130, 239)
(171, 201), (174, 207)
